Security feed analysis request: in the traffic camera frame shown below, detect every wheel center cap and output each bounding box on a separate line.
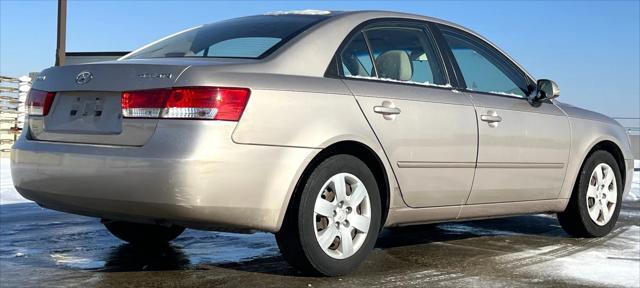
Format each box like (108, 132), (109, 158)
(335, 208), (347, 222)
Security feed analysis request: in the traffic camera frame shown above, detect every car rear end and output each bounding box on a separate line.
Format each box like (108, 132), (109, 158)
(10, 14), (332, 232)
(13, 62), (262, 231)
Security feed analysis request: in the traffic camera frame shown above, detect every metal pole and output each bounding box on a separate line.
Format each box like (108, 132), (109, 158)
(55, 0), (67, 66)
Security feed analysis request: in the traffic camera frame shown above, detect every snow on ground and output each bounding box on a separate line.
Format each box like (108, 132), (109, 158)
(512, 226), (640, 288)
(625, 160), (640, 201)
(0, 158), (29, 205)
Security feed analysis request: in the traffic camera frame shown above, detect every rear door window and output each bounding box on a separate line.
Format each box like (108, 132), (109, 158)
(364, 26), (447, 85)
(340, 32), (375, 77)
(338, 24), (448, 86)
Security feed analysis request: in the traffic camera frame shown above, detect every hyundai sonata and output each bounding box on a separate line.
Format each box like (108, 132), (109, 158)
(11, 10), (635, 276)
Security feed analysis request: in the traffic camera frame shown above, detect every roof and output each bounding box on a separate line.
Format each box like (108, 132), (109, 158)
(261, 10), (534, 80)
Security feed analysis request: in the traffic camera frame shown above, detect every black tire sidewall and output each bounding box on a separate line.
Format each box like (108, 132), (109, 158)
(104, 221), (185, 245)
(297, 154), (381, 276)
(575, 151), (623, 237)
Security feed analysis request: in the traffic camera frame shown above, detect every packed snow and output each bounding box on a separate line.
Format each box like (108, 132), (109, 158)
(345, 74), (454, 89)
(626, 160), (640, 201)
(0, 158), (28, 205)
(264, 10), (331, 16)
(511, 226), (640, 288)
(50, 253), (106, 270)
(488, 90), (526, 98)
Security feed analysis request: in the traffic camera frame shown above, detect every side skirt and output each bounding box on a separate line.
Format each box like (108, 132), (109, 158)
(384, 199), (568, 227)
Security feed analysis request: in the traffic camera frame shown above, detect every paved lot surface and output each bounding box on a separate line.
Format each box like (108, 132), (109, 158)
(1, 201), (638, 288)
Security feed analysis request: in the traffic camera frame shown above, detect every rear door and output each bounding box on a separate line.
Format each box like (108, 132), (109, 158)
(437, 25), (571, 204)
(340, 21), (478, 208)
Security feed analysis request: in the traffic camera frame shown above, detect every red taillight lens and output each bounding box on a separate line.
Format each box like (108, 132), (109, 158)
(26, 89), (56, 116)
(121, 87), (250, 121)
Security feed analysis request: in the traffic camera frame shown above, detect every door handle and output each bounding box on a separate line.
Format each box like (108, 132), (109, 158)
(373, 106), (401, 115)
(373, 101), (400, 120)
(480, 111), (502, 127)
(480, 115), (502, 122)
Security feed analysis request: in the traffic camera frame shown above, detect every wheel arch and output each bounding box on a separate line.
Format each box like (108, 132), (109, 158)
(557, 140), (627, 237)
(280, 140), (392, 232)
(568, 140), (627, 200)
(584, 140), (626, 187)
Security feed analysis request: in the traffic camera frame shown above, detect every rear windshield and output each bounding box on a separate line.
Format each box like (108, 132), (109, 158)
(122, 15), (328, 60)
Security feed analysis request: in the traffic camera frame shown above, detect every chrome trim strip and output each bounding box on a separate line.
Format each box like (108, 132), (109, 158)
(397, 161), (475, 168)
(397, 161), (565, 169)
(476, 162), (565, 169)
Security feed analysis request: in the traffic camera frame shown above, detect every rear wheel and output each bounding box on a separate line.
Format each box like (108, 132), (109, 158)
(557, 150), (622, 237)
(103, 220), (185, 246)
(276, 154), (381, 276)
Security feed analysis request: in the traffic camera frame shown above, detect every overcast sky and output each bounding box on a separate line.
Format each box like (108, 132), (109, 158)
(1, 0), (638, 120)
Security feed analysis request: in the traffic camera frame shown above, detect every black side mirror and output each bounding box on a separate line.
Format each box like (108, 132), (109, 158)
(529, 79), (560, 103)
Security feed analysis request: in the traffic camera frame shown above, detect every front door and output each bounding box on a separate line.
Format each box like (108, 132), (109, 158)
(439, 25), (571, 204)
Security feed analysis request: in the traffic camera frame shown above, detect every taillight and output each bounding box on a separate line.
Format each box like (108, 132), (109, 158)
(26, 89), (56, 116)
(121, 87), (250, 121)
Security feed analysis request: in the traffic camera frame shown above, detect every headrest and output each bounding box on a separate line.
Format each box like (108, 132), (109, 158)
(375, 50), (412, 81)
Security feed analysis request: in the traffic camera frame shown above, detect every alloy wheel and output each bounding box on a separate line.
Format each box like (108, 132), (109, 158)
(586, 163), (618, 226)
(313, 173), (371, 259)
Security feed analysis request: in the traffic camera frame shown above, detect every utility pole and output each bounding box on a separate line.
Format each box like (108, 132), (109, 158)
(55, 0), (67, 66)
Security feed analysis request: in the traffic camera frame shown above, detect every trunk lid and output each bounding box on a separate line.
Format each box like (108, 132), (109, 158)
(29, 60), (191, 146)
(29, 58), (256, 146)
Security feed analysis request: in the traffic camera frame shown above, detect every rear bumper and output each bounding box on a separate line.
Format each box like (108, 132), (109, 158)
(11, 120), (317, 232)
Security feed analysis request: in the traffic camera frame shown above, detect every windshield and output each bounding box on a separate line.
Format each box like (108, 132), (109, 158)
(122, 15), (328, 60)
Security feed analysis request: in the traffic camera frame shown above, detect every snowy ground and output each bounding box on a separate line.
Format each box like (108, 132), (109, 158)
(1, 203), (639, 287)
(502, 226), (640, 287)
(627, 160), (640, 201)
(0, 158), (26, 205)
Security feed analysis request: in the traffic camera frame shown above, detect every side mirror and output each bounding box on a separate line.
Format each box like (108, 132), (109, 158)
(530, 79), (560, 103)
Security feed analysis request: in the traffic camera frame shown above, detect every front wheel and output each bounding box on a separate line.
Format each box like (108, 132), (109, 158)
(276, 154), (381, 276)
(103, 220), (185, 246)
(557, 150), (623, 237)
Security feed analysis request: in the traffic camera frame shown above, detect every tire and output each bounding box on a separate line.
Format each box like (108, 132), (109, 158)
(557, 150), (623, 237)
(276, 154), (382, 276)
(103, 220), (185, 246)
